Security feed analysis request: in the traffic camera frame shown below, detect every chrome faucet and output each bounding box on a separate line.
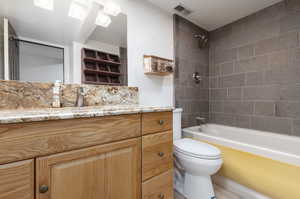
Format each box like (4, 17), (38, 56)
(75, 87), (85, 107)
(196, 117), (206, 131)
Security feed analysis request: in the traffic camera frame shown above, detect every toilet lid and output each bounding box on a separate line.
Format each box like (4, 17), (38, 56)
(174, 138), (221, 159)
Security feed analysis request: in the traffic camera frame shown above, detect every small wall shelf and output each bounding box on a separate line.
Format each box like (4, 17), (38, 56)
(82, 48), (122, 85)
(144, 55), (174, 76)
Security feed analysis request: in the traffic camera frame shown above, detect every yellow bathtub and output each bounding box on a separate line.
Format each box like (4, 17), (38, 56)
(183, 124), (300, 199)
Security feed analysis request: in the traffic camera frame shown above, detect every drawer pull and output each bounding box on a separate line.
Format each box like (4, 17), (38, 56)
(158, 120), (165, 125)
(158, 193), (165, 199)
(39, 185), (49, 193)
(158, 152), (165, 157)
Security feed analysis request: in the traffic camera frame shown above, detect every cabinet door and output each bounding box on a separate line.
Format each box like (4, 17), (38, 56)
(0, 159), (34, 199)
(36, 138), (141, 199)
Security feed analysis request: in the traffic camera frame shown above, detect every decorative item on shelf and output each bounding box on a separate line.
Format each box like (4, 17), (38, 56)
(144, 55), (174, 76)
(81, 48), (122, 85)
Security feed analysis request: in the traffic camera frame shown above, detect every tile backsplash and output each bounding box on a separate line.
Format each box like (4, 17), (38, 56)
(209, 2), (300, 136)
(0, 80), (138, 110)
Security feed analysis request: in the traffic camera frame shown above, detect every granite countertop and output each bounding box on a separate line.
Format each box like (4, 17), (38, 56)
(0, 105), (174, 124)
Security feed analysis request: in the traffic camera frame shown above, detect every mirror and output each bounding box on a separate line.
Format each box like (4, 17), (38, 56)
(0, 0), (127, 85)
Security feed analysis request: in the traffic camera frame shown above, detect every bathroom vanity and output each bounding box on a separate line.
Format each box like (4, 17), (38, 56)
(0, 108), (173, 199)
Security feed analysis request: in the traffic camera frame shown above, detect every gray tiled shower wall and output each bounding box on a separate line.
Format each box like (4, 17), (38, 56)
(174, 1), (300, 136)
(209, 2), (300, 136)
(174, 15), (210, 128)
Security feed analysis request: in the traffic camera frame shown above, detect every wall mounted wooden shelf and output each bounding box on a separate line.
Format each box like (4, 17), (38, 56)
(82, 48), (122, 85)
(144, 55), (174, 76)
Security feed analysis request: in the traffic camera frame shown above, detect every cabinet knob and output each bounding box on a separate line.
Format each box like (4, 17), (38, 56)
(158, 193), (165, 199)
(158, 120), (164, 125)
(39, 185), (49, 194)
(158, 152), (165, 157)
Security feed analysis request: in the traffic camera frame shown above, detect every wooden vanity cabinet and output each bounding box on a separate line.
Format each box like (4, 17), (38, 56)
(0, 111), (173, 199)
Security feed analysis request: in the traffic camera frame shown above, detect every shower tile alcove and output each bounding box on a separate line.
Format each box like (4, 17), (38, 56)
(174, 14), (210, 128)
(174, 1), (300, 137)
(209, 1), (300, 137)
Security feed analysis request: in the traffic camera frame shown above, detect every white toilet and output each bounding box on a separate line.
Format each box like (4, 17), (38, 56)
(173, 108), (223, 199)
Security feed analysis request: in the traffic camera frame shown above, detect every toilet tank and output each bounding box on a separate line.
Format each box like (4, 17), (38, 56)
(173, 108), (183, 141)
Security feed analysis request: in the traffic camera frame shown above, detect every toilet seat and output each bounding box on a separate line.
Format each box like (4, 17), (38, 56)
(174, 138), (221, 160)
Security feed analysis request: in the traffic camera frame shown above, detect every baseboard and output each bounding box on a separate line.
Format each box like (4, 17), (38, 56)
(174, 190), (186, 199)
(212, 175), (271, 199)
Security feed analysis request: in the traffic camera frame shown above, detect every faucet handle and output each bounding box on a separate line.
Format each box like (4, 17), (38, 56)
(78, 87), (84, 94)
(76, 87), (85, 107)
(196, 117), (206, 126)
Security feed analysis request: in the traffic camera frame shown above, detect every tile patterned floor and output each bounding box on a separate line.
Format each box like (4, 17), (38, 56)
(174, 191), (185, 199)
(174, 184), (243, 199)
(214, 184), (243, 199)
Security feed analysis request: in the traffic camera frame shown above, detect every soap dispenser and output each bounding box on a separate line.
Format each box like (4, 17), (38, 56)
(52, 80), (61, 108)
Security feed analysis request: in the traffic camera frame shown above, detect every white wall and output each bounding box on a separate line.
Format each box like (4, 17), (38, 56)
(127, 0), (174, 107)
(3, 18), (9, 80)
(0, 17), (4, 79)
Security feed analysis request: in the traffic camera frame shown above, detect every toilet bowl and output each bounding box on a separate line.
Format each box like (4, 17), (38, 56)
(173, 109), (223, 199)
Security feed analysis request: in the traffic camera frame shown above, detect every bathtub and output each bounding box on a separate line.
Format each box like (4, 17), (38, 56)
(182, 124), (300, 199)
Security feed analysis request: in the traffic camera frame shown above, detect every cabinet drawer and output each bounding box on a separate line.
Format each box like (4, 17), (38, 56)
(142, 170), (173, 199)
(142, 112), (172, 135)
(142, 131), (173, 181)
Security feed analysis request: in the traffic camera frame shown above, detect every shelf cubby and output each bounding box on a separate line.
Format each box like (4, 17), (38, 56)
(82, 48), (122, 85)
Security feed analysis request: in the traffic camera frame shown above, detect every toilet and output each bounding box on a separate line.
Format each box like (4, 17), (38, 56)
(173, 108), (223, 199)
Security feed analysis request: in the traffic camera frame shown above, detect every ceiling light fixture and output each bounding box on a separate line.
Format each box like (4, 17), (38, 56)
(68, 0), (88, 21)
(95, 12), (111, 27)
(74, 0), (91, 6)
(34, 0), (53, 10)
(103, 1), (121, 16)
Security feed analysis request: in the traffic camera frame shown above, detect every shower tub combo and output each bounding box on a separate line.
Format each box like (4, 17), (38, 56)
(183, 124), (300, 199)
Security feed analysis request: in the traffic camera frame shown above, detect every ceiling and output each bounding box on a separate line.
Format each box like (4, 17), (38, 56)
(0, 0), (283, 45)
(147, 0), (283, 31)
(0, 0), (127, 47)
(0, 0), (80, 45)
